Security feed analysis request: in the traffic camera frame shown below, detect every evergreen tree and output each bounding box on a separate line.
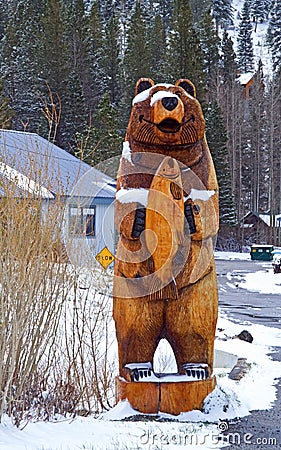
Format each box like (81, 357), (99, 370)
(39, 0), (71, 147)
(267, 0), (281, 71)
(211, 0), (233, 33)
(237, 0), (254, 73)
(265, 66), (281, 240)
(0, 79), (14, 128)
(199, 10), (221, 101)
(158, 0), (174, 29)
(122, 2), (151, 108)
(92, 92), (123, 165)
(167, 0), (205, 100)
(102, 13), (121, 104)
(149, 14), (167, 81)
(63, 69), (88, 150)
(248, 59), (268, 212)
(98, 0), (117, 22)
(88, 2), (106, 112)
(168, 0), (192, 78)
(0, 2), (8, 39)
(205, 100), (237, 225)
(0, 0), (44, 132)
(190, 0), (211, 23)
(220, 30), (237, 82)
(264, 0), (274, 18)
(66, 0), (94, 114)
(251, 0), (267, 26)
(0, 13), (18, 100)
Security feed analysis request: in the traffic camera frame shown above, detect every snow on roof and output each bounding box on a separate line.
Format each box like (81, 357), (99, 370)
(0, 161), (54, 199)
(259, 214), (281, 227)
(0, 129), (115, 200)
(251, 244), (274, 248)
(242, 211), (281, 227)
(237, 72), (254, 85)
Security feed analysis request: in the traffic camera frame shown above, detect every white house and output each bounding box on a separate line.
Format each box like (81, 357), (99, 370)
(0, 129), (116, 267)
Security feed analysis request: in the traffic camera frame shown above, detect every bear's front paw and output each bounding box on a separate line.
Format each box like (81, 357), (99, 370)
(184, 201), (196, 234)
(132, 205), (146, 238)
(181, 363), (209, 380)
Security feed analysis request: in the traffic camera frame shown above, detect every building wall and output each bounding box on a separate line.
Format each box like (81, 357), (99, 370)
(62, 199), (115, 268)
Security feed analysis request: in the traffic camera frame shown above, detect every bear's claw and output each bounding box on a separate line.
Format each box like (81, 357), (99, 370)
(132, 206), (146, 238)
(130, 368), (153, 381)
(124, 363), (158, 382)
(182, 363), (209, 380)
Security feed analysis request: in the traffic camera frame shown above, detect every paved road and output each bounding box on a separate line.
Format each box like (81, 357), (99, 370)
(216, 258), (281, 329)
(215, 257), (281, 449)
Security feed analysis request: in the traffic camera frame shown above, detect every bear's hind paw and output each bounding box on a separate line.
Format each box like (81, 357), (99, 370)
(123, 363), (159, 382)
(181, 363), (209, 380)
(131, 368), (152, 381)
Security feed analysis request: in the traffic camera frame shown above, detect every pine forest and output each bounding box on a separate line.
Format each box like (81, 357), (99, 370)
(1, 0), (281, 248)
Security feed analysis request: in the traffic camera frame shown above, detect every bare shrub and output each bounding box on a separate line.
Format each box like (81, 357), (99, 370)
(62, 271), (116, 414)
(0, 178), (73, 422)
(0, 153), (116, 425)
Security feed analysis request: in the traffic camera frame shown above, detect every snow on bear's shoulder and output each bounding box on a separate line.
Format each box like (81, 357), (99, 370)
(115, 187), (149, 207)
(187, 188), (216, 201)
(122, 141), (132, 163)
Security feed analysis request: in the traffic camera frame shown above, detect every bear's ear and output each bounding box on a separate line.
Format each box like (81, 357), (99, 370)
(135, 78), (155, 96)
(175, 79), (196, 98)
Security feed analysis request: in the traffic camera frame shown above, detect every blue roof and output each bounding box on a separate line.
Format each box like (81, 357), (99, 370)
(0, 130), (116, 200)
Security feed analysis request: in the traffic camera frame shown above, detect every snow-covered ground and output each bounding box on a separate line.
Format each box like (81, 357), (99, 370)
(215, 249), (281, 294)
(1, 250), (281, 450)
(214, 250), (251, 261)
(239, 267), (281, 294)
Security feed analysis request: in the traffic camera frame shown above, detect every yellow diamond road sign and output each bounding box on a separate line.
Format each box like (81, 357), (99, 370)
(95, 247), (115, 269)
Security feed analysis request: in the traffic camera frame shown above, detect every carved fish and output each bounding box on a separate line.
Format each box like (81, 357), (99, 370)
(145, 156), (185, 299)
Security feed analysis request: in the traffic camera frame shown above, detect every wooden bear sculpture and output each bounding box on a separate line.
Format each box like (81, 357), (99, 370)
(113, 78), (219, 414)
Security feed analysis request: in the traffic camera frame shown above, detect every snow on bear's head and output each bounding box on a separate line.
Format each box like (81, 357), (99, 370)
(127, 78), (206, 147)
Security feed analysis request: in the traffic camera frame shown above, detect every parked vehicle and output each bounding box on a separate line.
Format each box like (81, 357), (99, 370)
(273, 259), (281, 274)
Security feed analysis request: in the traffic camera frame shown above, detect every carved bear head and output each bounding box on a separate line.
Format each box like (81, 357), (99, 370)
(126, 78), (206, 147)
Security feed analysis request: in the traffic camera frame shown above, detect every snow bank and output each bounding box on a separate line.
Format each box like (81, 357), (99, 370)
(2, 311), (280, 450)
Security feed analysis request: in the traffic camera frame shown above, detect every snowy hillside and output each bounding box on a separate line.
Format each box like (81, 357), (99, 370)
(228, 0), (272, 78)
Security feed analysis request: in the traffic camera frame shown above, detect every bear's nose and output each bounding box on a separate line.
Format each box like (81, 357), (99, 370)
(162, 96), (178, 111)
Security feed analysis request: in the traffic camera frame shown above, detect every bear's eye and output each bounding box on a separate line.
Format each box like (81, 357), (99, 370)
(175, 91), (182, 98)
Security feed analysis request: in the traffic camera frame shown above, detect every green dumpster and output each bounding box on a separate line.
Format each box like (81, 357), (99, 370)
(250, 245), (274, 261)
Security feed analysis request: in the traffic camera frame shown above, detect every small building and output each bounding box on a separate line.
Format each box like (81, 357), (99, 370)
(241, 211), (281, 246)
(237, 72), (254, 99)
(0, 129), (116, 266)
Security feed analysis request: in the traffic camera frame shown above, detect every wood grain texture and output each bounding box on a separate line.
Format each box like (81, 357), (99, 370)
(113, 79), (219, 414)
(115, 376), (216, 415)
(159, 376), (216, 415)
(116, 377), (159, 414)
(145, 157), (184, 296)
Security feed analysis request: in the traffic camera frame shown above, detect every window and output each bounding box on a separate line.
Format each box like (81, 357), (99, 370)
(69, 206), (96, 237)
